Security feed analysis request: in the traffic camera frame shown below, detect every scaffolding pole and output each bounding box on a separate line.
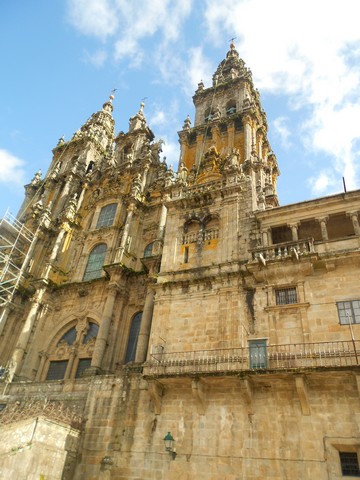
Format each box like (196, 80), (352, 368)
(0, 209), (35, 311)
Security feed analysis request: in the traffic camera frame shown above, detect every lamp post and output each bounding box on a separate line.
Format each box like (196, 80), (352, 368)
(163, 432), (177, 460)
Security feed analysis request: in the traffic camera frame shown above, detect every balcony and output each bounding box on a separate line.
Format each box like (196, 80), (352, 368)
(251, 238), (315, 262)
(182, 228), (219, 245)
(144, 340), (360, 378)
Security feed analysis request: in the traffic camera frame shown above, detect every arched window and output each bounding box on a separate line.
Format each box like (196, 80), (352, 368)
(58, 327), (76, 345)
(144, 242), (154, 258)
(124, 312), (143, 364)
(96, 203), (117, 228)
(83, 244), (107, 281)
(45, 320), (99, 381)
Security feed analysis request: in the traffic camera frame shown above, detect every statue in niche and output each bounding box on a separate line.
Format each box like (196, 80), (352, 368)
(257, 190), (266, 211)
(187, 165), (197, 185)
(224, 148), (240, 173)
(51, 162), (61, 180)
(32, 195), (44, 218)
(131, 173), (142, 198)
(176, 162), (188, 185)
(212, 105), (221, 120)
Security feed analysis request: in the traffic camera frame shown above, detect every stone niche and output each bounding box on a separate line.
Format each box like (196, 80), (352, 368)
(0, 415), (80, 480)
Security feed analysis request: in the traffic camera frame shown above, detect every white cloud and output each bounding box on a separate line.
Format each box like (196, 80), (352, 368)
(67, 0), (119, 40)
(160, 137), (180, 169)
(308, 171), (337, 196)
(204, 0), (360, 194)
(0, 149), (26, 186)
(68, 0), (193, 64)
(150, 110), (166, 128)
(83, 49), (108, 67)
(272, 117), (291, 149)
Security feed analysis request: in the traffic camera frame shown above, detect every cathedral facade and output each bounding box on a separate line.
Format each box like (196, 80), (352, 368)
(0, 45), (359, 479)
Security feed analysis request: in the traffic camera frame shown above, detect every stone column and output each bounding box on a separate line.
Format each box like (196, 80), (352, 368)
(348, 212), (360, 235)
(115, 203), (136, 262)
(227, 123), (235, 149)
(55, 173), (76, 217)
(258, 131), (263, 161)
(141, 158), (152, 191)
(158, 203), (167, 239)
(64, 348), (77, 380)
(212, 125), (220, 150)
(243, 115), (252, 161)
(35, 351), (48, 381)
(317, 216), (329, 241)
(195, 132), (204, 166)
(91, 284), (118, 370)
(135, 286), (155, 363)
(11, 286), (47, 377)
(261, 229), (270, 247)
(42, 228), (66, 278)
(288, 222), (300, 241)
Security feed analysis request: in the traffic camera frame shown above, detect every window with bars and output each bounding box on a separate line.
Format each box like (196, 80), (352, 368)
(96, 203), (117, 228)
(339, 451), (360, 476)
(83, 243), (107, 281)
(75, 358), (92, 378)
(275, 287), (298, 305)
(46, 360), (68, 380)
(337, 300), (360, 325)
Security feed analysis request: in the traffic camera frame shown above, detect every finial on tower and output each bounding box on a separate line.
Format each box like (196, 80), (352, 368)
(140, 97), (147, 112)
(229, 37), (237, 50)
(109, 88), (117, 102)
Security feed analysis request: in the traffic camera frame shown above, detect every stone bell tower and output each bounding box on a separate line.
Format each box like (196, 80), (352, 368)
(178, 41), (279, 211)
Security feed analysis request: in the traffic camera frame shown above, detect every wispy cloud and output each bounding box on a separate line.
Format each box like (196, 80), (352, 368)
(308, 171), (337, 196)
(83, 49), (108, 67)
(204, 0), (360, 194)
(67, 0), (119, 40)
(0, 149), (26, 186)
(272, 117), (292, 149)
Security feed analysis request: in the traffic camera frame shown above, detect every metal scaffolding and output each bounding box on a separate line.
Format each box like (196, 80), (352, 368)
(0, 209), (35, 307)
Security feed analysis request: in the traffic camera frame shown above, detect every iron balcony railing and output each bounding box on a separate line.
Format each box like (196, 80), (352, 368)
(145, 340), (360, 377)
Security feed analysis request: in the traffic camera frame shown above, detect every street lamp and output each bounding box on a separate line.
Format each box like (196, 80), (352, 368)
(163, 432), (177, 459)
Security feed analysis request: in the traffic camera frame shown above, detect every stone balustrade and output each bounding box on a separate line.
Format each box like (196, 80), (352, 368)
(182, 228), (219, 245)
(252, 238), (315, 261)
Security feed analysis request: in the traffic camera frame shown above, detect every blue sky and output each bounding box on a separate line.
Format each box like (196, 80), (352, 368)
(1, 0), (360, 215)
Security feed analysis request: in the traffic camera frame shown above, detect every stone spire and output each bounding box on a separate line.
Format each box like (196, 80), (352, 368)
(212, 41), (251, 86)
(70, 93), (116, 150)
(129, 101), (147, 132)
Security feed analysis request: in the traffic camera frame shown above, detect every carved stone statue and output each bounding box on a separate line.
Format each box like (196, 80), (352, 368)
(31, 170), (42, 187)
(176, 162), (188, 185)
(131, 173), (142, 198)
